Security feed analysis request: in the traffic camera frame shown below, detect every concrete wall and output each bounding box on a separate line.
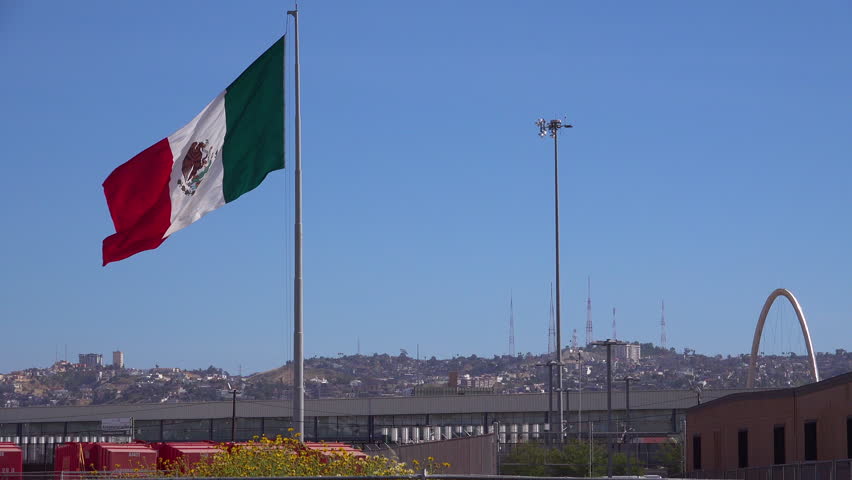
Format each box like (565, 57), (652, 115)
(372, 434), (497, 475)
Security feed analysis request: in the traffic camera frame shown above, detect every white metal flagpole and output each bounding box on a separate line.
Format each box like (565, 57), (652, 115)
(287, 7), (304, 439)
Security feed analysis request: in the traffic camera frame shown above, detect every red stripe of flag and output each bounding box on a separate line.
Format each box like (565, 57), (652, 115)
(102, 138), (174, 265)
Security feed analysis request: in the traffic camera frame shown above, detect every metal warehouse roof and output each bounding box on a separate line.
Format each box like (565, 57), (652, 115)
(0, 388), (757, 424)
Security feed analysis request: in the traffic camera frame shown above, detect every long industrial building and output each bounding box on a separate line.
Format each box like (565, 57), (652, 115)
(0, 388), (750, 450)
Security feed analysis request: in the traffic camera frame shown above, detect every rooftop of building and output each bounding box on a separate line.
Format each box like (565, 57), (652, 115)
(686, 371), (852, 414)
(0, 387), (766, 424)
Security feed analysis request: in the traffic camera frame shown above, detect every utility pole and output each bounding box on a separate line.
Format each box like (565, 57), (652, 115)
(681, 418), (687, 476)
(535, 360), (558, 444)
(593, 339), (626, 478)
(577, 351), (583, 440)
(623, 376), (635, 475)
(228, 383), (241, 442)
(536, 117), (572, 440)
(562, 364), (570, 438)
(588, 420), (594, 477)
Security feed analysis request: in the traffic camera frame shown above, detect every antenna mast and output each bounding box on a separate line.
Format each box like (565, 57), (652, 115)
(509, 293), (516, 356)
(612, 307), (617, 340)
(585, 276), (593, 346)
(661, 300), (667, 349)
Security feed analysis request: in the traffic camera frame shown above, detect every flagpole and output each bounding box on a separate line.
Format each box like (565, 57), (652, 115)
(287, 7), (305, 440)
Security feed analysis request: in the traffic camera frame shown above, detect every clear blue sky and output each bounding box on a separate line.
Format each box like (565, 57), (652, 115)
(1, 1), (850, 374)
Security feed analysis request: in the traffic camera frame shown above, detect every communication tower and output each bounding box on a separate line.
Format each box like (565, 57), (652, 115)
(612, 307), (617, 340)
(661, 300), (667, 350)
(509, 293), (516, 356)
(585, 276), (593, 346)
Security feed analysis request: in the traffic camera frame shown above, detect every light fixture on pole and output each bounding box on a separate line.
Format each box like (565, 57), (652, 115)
(592, 338), (626, 478)
(535, 117), (572, 440)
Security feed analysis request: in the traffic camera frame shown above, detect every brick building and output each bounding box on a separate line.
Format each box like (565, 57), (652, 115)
(686, 372), (852, 476)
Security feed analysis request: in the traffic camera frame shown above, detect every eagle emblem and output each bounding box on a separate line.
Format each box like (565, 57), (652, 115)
(177, 140), (216, 196)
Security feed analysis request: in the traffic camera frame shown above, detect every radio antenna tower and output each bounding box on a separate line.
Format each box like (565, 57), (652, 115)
(612, 307), (617, 340)
(548, 283), (557, 355)
(661, 300), (667, 349)
(571, 328), (578, 350)
(509, 293), (516, 356)
(585, 276), (593, 346)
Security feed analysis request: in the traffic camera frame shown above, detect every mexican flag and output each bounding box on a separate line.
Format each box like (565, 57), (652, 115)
(102, 36), (285, 265)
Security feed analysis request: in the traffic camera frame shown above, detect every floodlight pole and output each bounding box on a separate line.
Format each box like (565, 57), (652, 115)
(593, 339), (625, 478)
(536, 118), (572, 441)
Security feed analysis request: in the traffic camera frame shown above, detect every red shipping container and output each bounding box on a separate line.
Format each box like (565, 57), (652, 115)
(53, 442), (97, 473)
(0, 442), (23, 480)
(155, 442), (221, 471)
(92, 443), (157, 472)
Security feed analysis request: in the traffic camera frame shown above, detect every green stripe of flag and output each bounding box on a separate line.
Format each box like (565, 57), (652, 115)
(222, 36), (285, 203)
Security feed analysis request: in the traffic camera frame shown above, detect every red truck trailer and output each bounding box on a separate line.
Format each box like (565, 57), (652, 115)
(54, 442), (157, 474)
(53, 442), (96, 473)
(153, 442), (220, 471)
(92, 443), (157, 472)
(0, 443), (23, 480)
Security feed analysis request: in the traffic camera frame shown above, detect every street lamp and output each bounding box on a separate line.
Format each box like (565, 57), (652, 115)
(535, 117), (573, 438)
(592, 339), (626, 478)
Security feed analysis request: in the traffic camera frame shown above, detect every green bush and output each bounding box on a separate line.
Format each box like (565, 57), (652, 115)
(501, 441), (646, 477)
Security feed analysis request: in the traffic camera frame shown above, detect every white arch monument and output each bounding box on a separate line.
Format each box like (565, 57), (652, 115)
(746, 288), (819, 388)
